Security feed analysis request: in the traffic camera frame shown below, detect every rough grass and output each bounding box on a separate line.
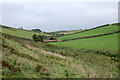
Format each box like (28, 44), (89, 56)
(1, 33), (119, 78)
(57, 25), (118, 40)
(1, 34), (88, 78)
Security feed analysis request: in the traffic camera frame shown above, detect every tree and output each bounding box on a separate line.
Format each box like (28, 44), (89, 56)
(32, 29), (42, 33)
(37, 35), (44, 42)
(32, 34), (38, 42)
(32, 34), (44, 42)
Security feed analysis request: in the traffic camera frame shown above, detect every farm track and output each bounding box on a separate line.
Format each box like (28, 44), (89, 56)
(42, 50), (65, 59)
(26, 44), (65, 59)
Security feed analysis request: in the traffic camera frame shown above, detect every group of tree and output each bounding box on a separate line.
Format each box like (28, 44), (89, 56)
(32, 29), (42, 33)
(32, 34), (57, 42)
(32, 34), (44, 42)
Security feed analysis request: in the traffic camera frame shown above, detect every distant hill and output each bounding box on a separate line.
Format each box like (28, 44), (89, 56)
(0, 25), (51, 40)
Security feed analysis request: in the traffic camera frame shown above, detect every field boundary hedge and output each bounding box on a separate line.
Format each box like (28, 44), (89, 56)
(62, 30), (120, 42)
(56, 24), (110, 37)
(56, 23), (120, 37)
(1, 32), (32, 41)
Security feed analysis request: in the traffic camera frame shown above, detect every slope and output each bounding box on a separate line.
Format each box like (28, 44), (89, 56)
(1, 33), (119, 78)
(52, 32), (119, 53)
(57, 24), (118, 40)
(0, 25), (50, 40)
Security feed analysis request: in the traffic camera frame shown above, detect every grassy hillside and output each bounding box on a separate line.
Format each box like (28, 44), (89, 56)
(52, 33), (119, 53)
(2, 33), (85, 78)
(1, 24), (119, 78)
(0, 25), (51, 40)
(57, 24), (118, 40)
(1, 33), (119, 78)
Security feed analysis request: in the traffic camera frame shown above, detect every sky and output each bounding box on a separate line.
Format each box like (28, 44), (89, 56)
(1, 1), (118, 32)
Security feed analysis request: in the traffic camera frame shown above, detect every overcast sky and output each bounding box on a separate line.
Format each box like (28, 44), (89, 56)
(1, 2), (118, 32)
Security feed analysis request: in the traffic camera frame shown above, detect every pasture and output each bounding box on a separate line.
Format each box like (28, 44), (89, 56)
(57, 24), (118, 40)
(52, 33), (119, 53)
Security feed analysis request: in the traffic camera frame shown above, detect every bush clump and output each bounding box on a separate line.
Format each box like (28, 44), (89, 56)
(32, 29), (42, 33)
(32, 34), (44, 42)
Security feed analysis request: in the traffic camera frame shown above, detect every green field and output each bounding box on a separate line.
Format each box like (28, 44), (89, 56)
(57, 24), (118, 40)
(0, 25), (51, 39)
(52, 33), (119, 53)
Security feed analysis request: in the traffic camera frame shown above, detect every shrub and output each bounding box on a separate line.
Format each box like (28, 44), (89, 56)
(32, 34), (38, 42)
(32, 29), (42, 33)
(38, 35), (44, 42)
(35, 64), (44, 72)
(32, 34), (44, 42)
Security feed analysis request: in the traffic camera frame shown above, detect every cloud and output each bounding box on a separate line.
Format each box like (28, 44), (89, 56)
(1, 2), (118, 32)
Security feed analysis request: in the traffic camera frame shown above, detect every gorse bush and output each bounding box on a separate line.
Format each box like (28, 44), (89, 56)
(32, 34), (44, 42)
(33, 34), (37, 42)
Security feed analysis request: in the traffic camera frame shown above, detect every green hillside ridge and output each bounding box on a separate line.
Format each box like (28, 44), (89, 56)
(51, 24), (119, 53)
(57, 24), (118, 40)
(0, 25), (51, 40)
